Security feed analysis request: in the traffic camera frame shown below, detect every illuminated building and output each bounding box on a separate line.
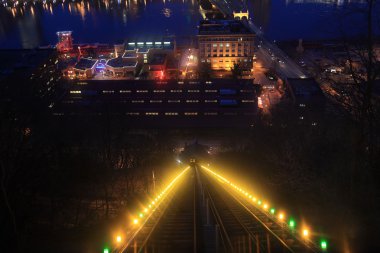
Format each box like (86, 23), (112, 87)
(105, 51), (138, 77)
(56, 31), (73, 52)
(73, 58), (98, 78)
(198, 20), (255, 70)
(55, 79), (258, 126)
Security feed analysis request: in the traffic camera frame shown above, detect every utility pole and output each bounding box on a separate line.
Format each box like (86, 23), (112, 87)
(152, 170), (156, 193)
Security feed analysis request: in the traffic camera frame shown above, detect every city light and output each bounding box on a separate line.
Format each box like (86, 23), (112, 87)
(133, 218), (139, 225)
(116, 235), (122, 243)
(289, 219), (295, 229)
(321, 240), (328, 250)
(103, 248), (109, 253)
(303, 229), (309, 237)
(270, 208), (275, 214)
(278, 212), (285, 220)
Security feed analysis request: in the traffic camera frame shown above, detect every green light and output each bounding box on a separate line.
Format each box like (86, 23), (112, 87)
(257, 200), (262, 205)
(289, 219), (295, 228)
(103, 248), (110, 253)
(321, 240), (327, 250)
(270, 208), (275, 214)
(139, 213), (144, 218)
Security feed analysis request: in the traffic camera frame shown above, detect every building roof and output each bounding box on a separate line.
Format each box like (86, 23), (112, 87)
(74, 58), (97, 70)
(198, 20), (253, 35)
(106, 57), (137, 68)
(286, 78), (326, 104)
(122, 50), (138, 58)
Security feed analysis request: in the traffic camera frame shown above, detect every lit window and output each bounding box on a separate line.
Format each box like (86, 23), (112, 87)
(186, 100), (199, 103)
(120, 90), (132, 93)
(205, 90), (217, 93)
(242, 100), (255, 103)
(102, 90), (114, 94)
(70, 90), (81, 94)
(146, 112), (159, 115)
(168, 100), (181, 103)
(188, 90), (200, 93)
(153, 90), (166, 93)
(126, 112), (140, 116)
(170, 90), (182, 93)
(150, 100), (162, 103)
(184, 112), (198, 116)
(165, 112), (178, 116)
(132, 100), (145, 103)
(205, 100), (217, 103)
(137, 90), (148, 93)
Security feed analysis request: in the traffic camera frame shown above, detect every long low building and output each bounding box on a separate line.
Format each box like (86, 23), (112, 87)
(53, 79), (258, 127)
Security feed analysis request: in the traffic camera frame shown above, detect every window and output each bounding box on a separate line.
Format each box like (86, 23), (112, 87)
(153, 90), (166, 93)
(165, 112), (178, 116)
(137, 90), (148, 93)
(205, 89), (217, 93)
(184, 112), (198, 116)
(186, 100), (199, 103)
(170, 90), (182, 93)
(126, 112), (139, 116)
(150, 100), (162, 103)
(146, 112), (159, 116)
(102, 90), (114, 94)
(70, 90), (81, 94)
(205, 100), (217, 103)
(188, 90), (200, 93)
(204, 112), (218, 115)
(120, 90), (131, 93)
(132, 100), (144, 103)
(168, 100), (181, 103)
(242, 100), (255, 103)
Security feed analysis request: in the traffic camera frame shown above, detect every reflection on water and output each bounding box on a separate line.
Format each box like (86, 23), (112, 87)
(0, 0), (378, 48)
(0, 0), (201, 48)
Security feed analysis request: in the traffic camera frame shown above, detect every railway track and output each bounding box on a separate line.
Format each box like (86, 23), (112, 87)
(117, 165), (324, 253)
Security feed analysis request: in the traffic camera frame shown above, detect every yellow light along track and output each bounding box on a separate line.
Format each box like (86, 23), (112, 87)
(110, 166), (190, 253)
(201, 164), (328, 252)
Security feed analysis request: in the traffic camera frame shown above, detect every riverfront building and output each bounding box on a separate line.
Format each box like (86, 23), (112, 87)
(197, 20), (255, 71)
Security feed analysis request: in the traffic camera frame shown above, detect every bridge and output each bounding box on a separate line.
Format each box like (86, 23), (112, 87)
(103, 164), (329, 253)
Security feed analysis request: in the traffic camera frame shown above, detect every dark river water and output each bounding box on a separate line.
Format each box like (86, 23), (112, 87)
(0, 0), (378, 48)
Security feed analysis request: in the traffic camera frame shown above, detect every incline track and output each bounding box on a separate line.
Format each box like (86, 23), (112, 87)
(119, 165), (323, 253)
